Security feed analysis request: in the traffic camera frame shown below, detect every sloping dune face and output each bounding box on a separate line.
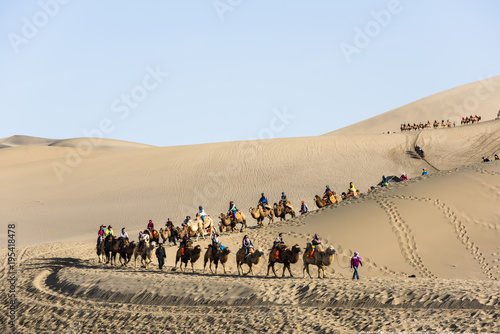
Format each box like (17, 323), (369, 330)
(1, 120), (498, 250)
(326, 76), (500, 136)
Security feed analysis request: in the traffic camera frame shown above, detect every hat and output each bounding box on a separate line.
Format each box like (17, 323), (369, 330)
(314, 233), (319, 238)
(149, 219), (152, 223)
(354, 251), (359, 256)
(108, 225), (112, 228)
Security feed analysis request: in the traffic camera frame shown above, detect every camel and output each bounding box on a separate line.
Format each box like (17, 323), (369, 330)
(203, 245), (231, 274)
(236, 247), (264, 275)
(118, 238), (136, 266)
(273, 202), (296, 221)
(314, 193), (339, 208)
(219, 213), (237, 232)
(96, 237), (105, 263)
(219, 212), (247, 232)
(104, 235), (120, 265)
(341, 189), (360, 200)
(134, 240), (156, 268)
(267, 244), (301, 277)
(188, 215), (214, 240)
(303, 243), (337, 278)
(175, 242), (202, 272)
(143, 229), (160, 244)
(159, 228), (170, 244)
(249, 205), (274, 226)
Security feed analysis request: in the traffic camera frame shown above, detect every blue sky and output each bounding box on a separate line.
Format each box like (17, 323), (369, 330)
(1, 1), (499, 146)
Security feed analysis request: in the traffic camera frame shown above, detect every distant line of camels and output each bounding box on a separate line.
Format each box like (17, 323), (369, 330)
(400, 115), (481, 131)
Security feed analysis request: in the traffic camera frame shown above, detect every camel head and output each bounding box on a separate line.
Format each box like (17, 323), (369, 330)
(325, 246), (336, 255)
(291, 244), (302, 254)
(256, 249), (264, 257)
(151, 241), (156, 248)
(221, 247), (231, 255)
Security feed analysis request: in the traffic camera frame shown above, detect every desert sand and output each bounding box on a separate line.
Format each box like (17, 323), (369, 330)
(1, 78), (500, 333)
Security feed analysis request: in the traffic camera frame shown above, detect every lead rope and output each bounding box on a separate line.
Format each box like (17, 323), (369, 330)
(336, 254), (351, 270)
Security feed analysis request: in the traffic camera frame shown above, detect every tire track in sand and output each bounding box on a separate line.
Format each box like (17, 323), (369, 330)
(377, 198), (434, 278)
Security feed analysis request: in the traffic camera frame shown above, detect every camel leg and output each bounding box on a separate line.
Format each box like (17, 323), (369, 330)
(203, 258), (207, 273)
(237, 262), (241, 276)
(245, 264), (253, 276)
(266, 262), (272, 277)
(304, 263), (312, 278)
(273, 263), (279, 277)
(191, 261), (195, 273)
(287, 264), (293, 278)
(222, 263), (226, 274)
(317, 265), (323, 279)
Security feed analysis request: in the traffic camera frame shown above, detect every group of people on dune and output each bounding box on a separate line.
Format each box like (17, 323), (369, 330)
(482, 154), (499, 162)
(96, 186), (366, 279)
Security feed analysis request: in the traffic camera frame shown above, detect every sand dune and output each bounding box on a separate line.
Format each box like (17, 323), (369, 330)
(1, 84), (500, 332)
(326, 75), (500, 136)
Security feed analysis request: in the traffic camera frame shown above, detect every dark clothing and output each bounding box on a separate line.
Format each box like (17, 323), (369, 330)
(156, 247), (166, 269)
(312, 238), (321, 246)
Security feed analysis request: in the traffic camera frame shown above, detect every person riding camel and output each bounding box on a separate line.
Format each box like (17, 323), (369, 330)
(422, 168), (428, 175)
(495, 154), (499, 161)
(166, 218), (174, 230)
(180, 232), (190, 256)
(242, 235), (253, 259)
(324, 185), (334, 203)
(105, 225), (114, 238)
(119, 227), (128, 250)
(211, 233), (220, 257)
(325, 185), (332, 195)
(197, 206), (207, 224)
(309, 234), (321, 258)
(182, 216), (191, 228)
(279, 192), (287, 205)
(300, 201), (309, 215)
(280, 192), (293, 210)
(97, 225), (105, 250)
(147, 219), (154, 231)
(400, 172), (408, 181)
(228, 201), (238, 221)
(273, 233), (286, 258)
(348, 182), (357, 196)
(259, 193), (269, 212)
(137, 230), (149, 252)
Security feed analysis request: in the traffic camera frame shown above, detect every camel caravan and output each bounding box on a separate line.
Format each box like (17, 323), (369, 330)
(461, 115), (481, 125)
(93, 189), (355, 278)
(96, 223), (339, 279)
(400, 115), (484, 132)
(401, 119), (455, 131)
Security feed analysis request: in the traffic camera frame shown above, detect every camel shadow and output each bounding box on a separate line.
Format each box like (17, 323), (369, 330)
(405, 150), (421, 160)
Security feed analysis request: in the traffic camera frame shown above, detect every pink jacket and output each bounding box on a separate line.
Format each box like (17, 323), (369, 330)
(351, 255), (362, 267)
